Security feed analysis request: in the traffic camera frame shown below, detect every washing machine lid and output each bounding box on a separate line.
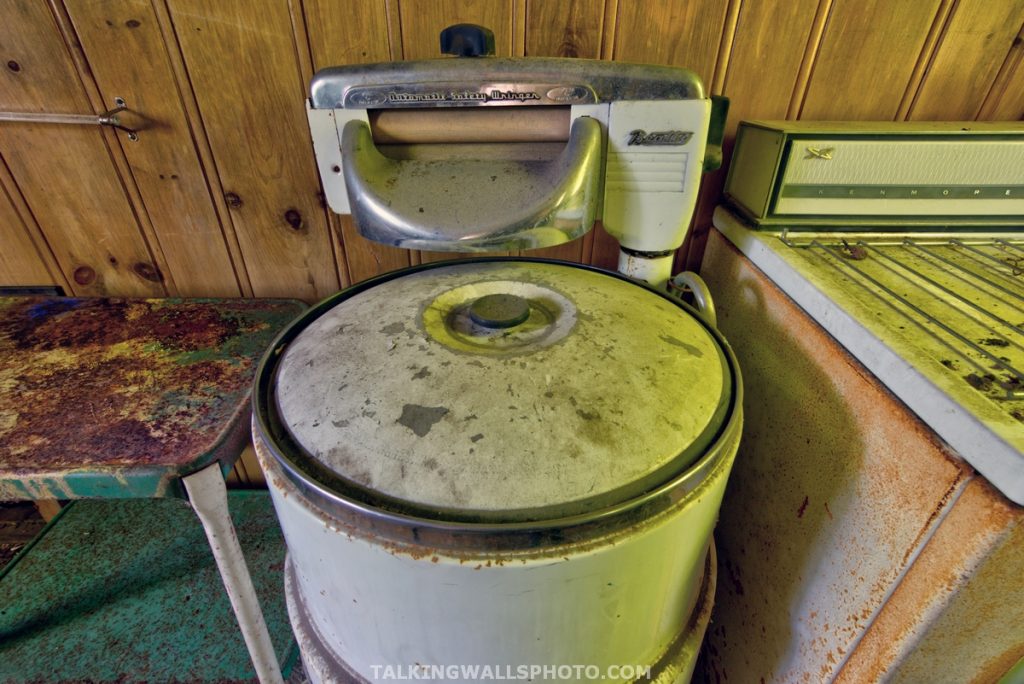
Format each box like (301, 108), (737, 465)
(269, 260), (733, 523)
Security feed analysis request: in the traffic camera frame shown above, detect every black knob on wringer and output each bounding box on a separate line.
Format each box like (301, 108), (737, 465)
(440, 24), (496, 57)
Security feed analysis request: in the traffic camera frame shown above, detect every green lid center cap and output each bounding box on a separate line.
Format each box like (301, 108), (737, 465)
(469, 293), (530, 329)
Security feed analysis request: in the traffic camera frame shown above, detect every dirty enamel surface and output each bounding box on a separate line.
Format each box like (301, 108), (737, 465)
(700, 229), (972, 683)
(0, 297), (304, 499)
(274, 261), (731, 518)
(714, 207), (1024, 505)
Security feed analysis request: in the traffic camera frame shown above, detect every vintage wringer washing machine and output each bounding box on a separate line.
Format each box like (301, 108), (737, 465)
(252, 25), (739, 683)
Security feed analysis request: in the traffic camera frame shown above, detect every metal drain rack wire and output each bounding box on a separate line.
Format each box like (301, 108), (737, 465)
(779, 232), (1024, 401)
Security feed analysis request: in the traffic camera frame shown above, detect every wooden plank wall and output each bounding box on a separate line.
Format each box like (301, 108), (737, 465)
(1, 0), (1022, 295)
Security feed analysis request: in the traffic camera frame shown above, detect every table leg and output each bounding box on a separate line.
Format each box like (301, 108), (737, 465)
(183, 463), (284, 684)
(34, 499), (62, 522)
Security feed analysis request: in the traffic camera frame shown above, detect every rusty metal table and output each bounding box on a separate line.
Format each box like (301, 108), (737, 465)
(0, 296), (305, 684)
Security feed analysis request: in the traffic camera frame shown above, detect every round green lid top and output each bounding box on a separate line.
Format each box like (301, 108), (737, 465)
(273, 261), (732, 522)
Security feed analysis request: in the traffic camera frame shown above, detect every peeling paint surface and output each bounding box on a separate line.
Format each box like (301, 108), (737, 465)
(273, 262), (732, 519)
(836, 477), (1024, 683)
(0, 297), (304, 499)
(699, 232), (972, 683)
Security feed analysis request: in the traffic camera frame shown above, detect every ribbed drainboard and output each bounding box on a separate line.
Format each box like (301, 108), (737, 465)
(782, 234), (1024, 404)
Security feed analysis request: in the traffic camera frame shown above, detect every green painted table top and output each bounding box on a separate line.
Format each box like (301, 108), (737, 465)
(0, 491), (298, 683)
(0, 297), (304, 499)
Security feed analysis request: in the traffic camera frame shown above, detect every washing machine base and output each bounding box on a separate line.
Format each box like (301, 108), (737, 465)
(284, 542), (717, 684)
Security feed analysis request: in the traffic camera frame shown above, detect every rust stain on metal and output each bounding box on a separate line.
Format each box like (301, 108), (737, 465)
(254, 429), (725, 569)
(797, 495), (809, 518)
(722, 557), (744, 596)
(899, 475), (966, 570)
(700, 232), (985, 684)
(836, 478), (1024, 683)
(0, 297), (303, 497)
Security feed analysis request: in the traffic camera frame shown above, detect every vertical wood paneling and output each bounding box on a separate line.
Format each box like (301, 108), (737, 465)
(801, 0), (943, 120)
(64, 0), (243, 297)
(612, 0), (729, 87)
(408, 0), (515, 272)
(513, 0), (527, 56)
(336, 214), (412, 282)
(680, 0), (740, 271)
(289, 0), (352, 289)
(385, 0), (404, 60)
(168, 0), (339, 300)
(525, 0), (603, 59)
(599, 0), (618, 59)
(49, 0), (182, 297)
(910, 0), (1024, 120)
(979, 23), (1024, 120)
(519, 0), (604, 264)
(721, 0), (820, 130)
(0, 1), (165, 297)
(397, 0), (514, 60)
(891, 0), (955, 121)
(522, 235), (588, 264)
(1, 0), (1021, 292)
(0, 184), (56, 287)
(304, 0), (411, 283)
(583, 0), (619, 271)
(305, 0), (391, 65)
(394, 0), (516, 264)
(0, 159), (71, 292)
(787, 0), (835, 119)
(987, 69), (1024, 120)
(709, 0), (740, 93)
(584, 224), (618, 271)
(287, 0), (316, 89)
(683, 0), (821, 270)
(149, 0), (254, 296)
